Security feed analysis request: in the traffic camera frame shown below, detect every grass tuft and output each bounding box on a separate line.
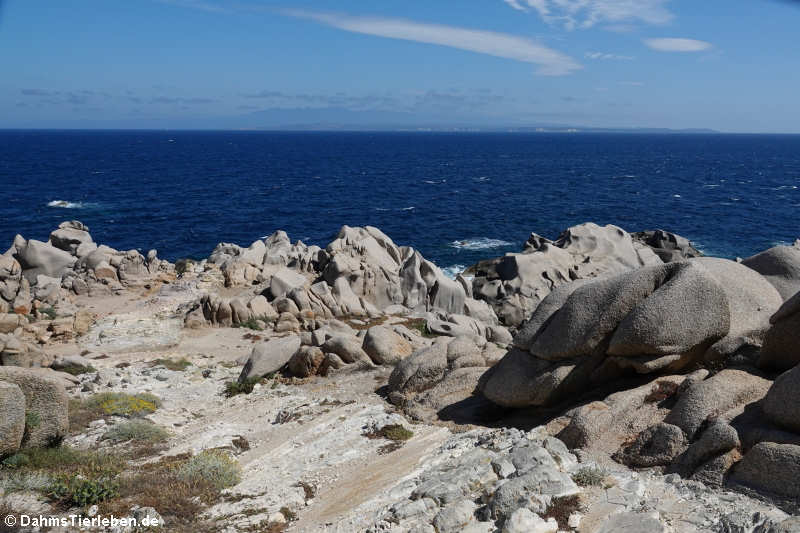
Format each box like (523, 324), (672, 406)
(176, 450), (241, 491)
(58, 364), (97, 376)
(103, 420), (170, 444)
(571, 466), (607, 487)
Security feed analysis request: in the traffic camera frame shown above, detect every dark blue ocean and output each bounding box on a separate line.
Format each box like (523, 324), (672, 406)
(1, 130), (799, 275)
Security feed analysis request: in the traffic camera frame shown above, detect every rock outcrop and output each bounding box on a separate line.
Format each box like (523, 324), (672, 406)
(632, 229), (703, 262)
(480, 259), (781, 409)
(758, 290), (800, 370)
(742, 243), (800, 300)
(470, 223), (663, 327)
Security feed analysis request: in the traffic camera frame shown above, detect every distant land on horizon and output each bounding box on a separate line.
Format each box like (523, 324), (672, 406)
(0, 106), (724, 134)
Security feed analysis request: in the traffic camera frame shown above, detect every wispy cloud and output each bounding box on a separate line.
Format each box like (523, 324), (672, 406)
(644, 38), (712, 52)
(585, 51), (634, 60)
(282, 9), (581, 76)
(154, 0), (229, 13)
(504, 0), (674, 30)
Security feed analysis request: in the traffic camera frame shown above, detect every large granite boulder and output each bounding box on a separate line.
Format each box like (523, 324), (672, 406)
(0, 366), (69, 448)
(471, 223), (662, 327)
(664, 369), (772, 438)
(729, 442), (800, 500)
(742, 243), (800, 301)
(758, 291), (800, 370)
(14, 238), (77, 282)
(49, 221), (94, 256)
(0, 381), (25, 455)
(762, 364), (800, 433)
(362, 325), (413, 365)
(238, 335), (301, 382)
(481, 258), (778, 409)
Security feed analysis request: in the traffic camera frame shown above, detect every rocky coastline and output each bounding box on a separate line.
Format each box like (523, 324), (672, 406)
(1, 220), (800, 532)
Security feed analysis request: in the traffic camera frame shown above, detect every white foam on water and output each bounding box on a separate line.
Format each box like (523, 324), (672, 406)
(449, 237), (514, 251)
(47, 200), (87, 209)
(441, 264), (467, 279)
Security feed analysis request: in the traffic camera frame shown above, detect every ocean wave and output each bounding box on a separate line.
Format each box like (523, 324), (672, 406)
(449, 237), (514, 251)
(473, 176), (490, 182)
(423, 179), (446, 184)
(441, 264), (467, 280)
(47, 200), (88, 209)
(374, 206), (415, 212)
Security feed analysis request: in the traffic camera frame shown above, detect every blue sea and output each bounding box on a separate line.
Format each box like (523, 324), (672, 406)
(1, 130), (799, 276)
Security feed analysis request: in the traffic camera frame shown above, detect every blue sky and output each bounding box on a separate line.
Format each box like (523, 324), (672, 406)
(1, 0), (799, 132)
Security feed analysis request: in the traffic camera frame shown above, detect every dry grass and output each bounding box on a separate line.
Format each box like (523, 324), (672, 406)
(396, 318), (438, 338)
(148, 358), (192, 371)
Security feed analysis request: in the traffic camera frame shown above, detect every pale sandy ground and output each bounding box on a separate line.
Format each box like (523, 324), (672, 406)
(49, 279), (454, 532)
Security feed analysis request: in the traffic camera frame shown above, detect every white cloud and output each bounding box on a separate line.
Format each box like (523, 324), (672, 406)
(585, 51), (634, 60)
(283, 10), (582, 76)
(504, 0), (674, 30)
(644, 38), (712, 52)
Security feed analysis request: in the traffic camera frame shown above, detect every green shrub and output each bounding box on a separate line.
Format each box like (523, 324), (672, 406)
(224, 377), (262, 398)
(571, 466), (607, 487)
(49, 474), (119, 507)
(86, 392), (161, 417)
(103, 420), (170, 444)
(25, 411), (41, 429)
(39, 306), (58, 320)
(176, 450), (241, 491)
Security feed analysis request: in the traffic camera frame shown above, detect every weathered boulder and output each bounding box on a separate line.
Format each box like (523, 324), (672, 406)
(665, 369), (771, 438)
(15, 239), (77, 281)
(632, 229), (703, 262)
(481, 258), (779, 409)
(238, 335), (301, 382)
(758, 291), (800, 370)
(762, 364), (800, 433)
(613, 422), (687, 468)
(0, 366), (69, 448)
(729, 442), (800, 499)
(49, 221), (94, 256)
(503, 508), (557, 533)
(269, 267), (308, 300)
(742, 244), (800, 301)
(362, 325), (413, 365)
(0, 381), (25, 455)
(471, 223), (661, 327)
(287, 345), (324, 377)
(594, 512), (668, 533)
(388, 341), (449, 395)
(671, 421), (740, 477)
(321, 335), (372, 365)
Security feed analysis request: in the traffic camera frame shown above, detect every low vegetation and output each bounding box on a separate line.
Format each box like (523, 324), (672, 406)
(103, 420), (170, 444)
(224, 376), (263, 397)
(59, 363), (97, 376)
(397, 318), (437, 338)
(571, 466), (607, 487)
(365, 424), (414, 442)
(85, 392), (161, 418)
(174, 258), (195, 276)
(234, 315), (273, 331)
(148, 357), (192, 371)
(1, 439), (241, 529)
(68, 392), (162, 434)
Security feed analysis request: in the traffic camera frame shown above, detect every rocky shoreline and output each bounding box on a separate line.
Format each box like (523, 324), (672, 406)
(1, 220), (800, 532)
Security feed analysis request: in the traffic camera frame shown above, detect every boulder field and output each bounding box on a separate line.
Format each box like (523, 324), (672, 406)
(1, 220), (800, 531)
